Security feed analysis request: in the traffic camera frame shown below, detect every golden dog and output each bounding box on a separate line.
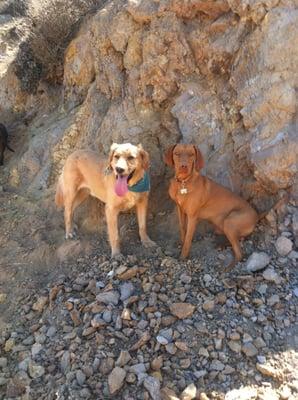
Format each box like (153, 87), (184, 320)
(164, 144), (259, 270)
(55, 143), (156, 257)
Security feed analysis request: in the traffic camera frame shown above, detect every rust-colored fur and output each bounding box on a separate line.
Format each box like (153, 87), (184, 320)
(164, 144), (259, 270)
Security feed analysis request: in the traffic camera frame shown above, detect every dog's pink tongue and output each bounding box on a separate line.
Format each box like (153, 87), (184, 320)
(115, 175), (128, 197)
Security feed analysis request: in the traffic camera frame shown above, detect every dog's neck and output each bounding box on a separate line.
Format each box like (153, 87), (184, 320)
(128, 169), (144, 187)
(174, 171), (201, 195)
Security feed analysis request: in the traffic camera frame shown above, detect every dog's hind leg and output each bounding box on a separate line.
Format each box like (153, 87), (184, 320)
(73, 189), (89, 210)
(222, 218), (242, 272)
(64, 190), (77, 239)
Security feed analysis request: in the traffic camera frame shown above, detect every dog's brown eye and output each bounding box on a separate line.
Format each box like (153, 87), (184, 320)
(128, 156), (135, 161)
(114, 155), (120, 160)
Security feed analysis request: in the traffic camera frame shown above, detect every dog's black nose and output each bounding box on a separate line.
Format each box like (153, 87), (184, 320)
(116, 167), (125, 174)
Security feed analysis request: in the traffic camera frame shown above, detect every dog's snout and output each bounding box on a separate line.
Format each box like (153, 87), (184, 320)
(116, 167), (125, 174)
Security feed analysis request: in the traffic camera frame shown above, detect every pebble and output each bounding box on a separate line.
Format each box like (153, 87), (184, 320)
(170, 303), (195, 319)
(32, 296), (48, 312)
(246, 252), (270, 272)
(120, 282), (135, 301)
(143, 375), (161, 400)
(202, 300), (215, 312)
(76, 370), (86, 386)
(228, 341), (241, 353)
(156, 335), (169, 345)
(116, 350), (132, 367)
(267, 294), (280, 306)
(242, 343), (258, 357)
(180, 383), (197, 400)
(256, 363), (281, 379)
(28, 362), (45, 379)
(275, 236), (293, 256)
(96, 290), (120, 305)
(108, 367), (126, 394)
(262, 268), (282, 284)
(0, 358), (8, 369)
(225, 387), (258, 400)
(0, 293), (7, 304)
(31, 343), (42, 357)
(209, 360), (225, 371)
(46, 326), (57, 337)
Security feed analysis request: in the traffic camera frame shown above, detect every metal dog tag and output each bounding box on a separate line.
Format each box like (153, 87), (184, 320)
(180, 188), (188, 195)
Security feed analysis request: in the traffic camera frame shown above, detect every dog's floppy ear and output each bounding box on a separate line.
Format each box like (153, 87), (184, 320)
(164, 145), (176, 168)
(193, 145), (204, 171)
(108, 142), (118, 167)
(137, 144), (150, 170)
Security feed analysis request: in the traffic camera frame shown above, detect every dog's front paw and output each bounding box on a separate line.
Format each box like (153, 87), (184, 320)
(65, 231), (77, 240)
(142, 238), (157, 248)
(111, 252), (124, 261)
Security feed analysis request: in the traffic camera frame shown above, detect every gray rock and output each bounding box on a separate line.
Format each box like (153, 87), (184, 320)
(102, 310), (112, 323)
(158, 328), (173, 343)
(0, 376), (7, 386)
(76, 370), (86, 386)
(96, 290), (120, 305)
(156, 335), (169, 345)
(262, 268), (282, 284)
(120, 282), (135, 301)
(209, 360), (225, 371)
(228, 341), (241, 353)
(267, 294), (279, 306)
(61, 351), (70, 373)
(129, 363), (146, 376)
(0, 358), (7, 369)
(275, 236), (293, 256)
(46, 326), (57, 337)
(246, 252), (270, 272)
(18, 358), (30, 372)
(242, 343), (258, 357)
(28, 362), (45, 379)
(31, 343), (42, 358)
(143, 375), (161, 400)
(180, 273), (192, 284)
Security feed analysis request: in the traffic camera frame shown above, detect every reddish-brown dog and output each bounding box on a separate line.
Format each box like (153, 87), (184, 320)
(164, 144), (259, 270)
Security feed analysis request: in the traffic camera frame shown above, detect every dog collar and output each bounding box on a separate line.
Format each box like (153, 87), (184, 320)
(175, 175), (192, 195)
(129, 171), (150, 193)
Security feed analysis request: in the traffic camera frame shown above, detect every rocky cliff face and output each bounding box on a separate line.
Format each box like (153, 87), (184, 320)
(1, 0), (297, 222)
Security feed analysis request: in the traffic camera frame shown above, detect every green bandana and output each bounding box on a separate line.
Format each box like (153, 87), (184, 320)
(128, 171), (150, 193)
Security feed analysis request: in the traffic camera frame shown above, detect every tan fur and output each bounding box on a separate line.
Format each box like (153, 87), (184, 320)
(55, 143), (155, 257)
(164, 144), (259, 271)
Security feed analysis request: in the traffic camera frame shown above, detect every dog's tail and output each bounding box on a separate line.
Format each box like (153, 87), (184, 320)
(258, 192), (289, 222)
(6, 144), (15, 152)
(55, 177), (64, 208)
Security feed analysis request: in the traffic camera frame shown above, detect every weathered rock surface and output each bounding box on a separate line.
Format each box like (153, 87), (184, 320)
(0, 0), (296, 225)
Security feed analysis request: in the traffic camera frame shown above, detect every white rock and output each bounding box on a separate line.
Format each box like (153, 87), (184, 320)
(262, 268), (282, 284)
(275, 236), (293, 256)
(246, 252), (270, 272)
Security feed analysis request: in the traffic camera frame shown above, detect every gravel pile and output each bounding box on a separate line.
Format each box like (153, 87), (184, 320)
(0, 208), (297, 400)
